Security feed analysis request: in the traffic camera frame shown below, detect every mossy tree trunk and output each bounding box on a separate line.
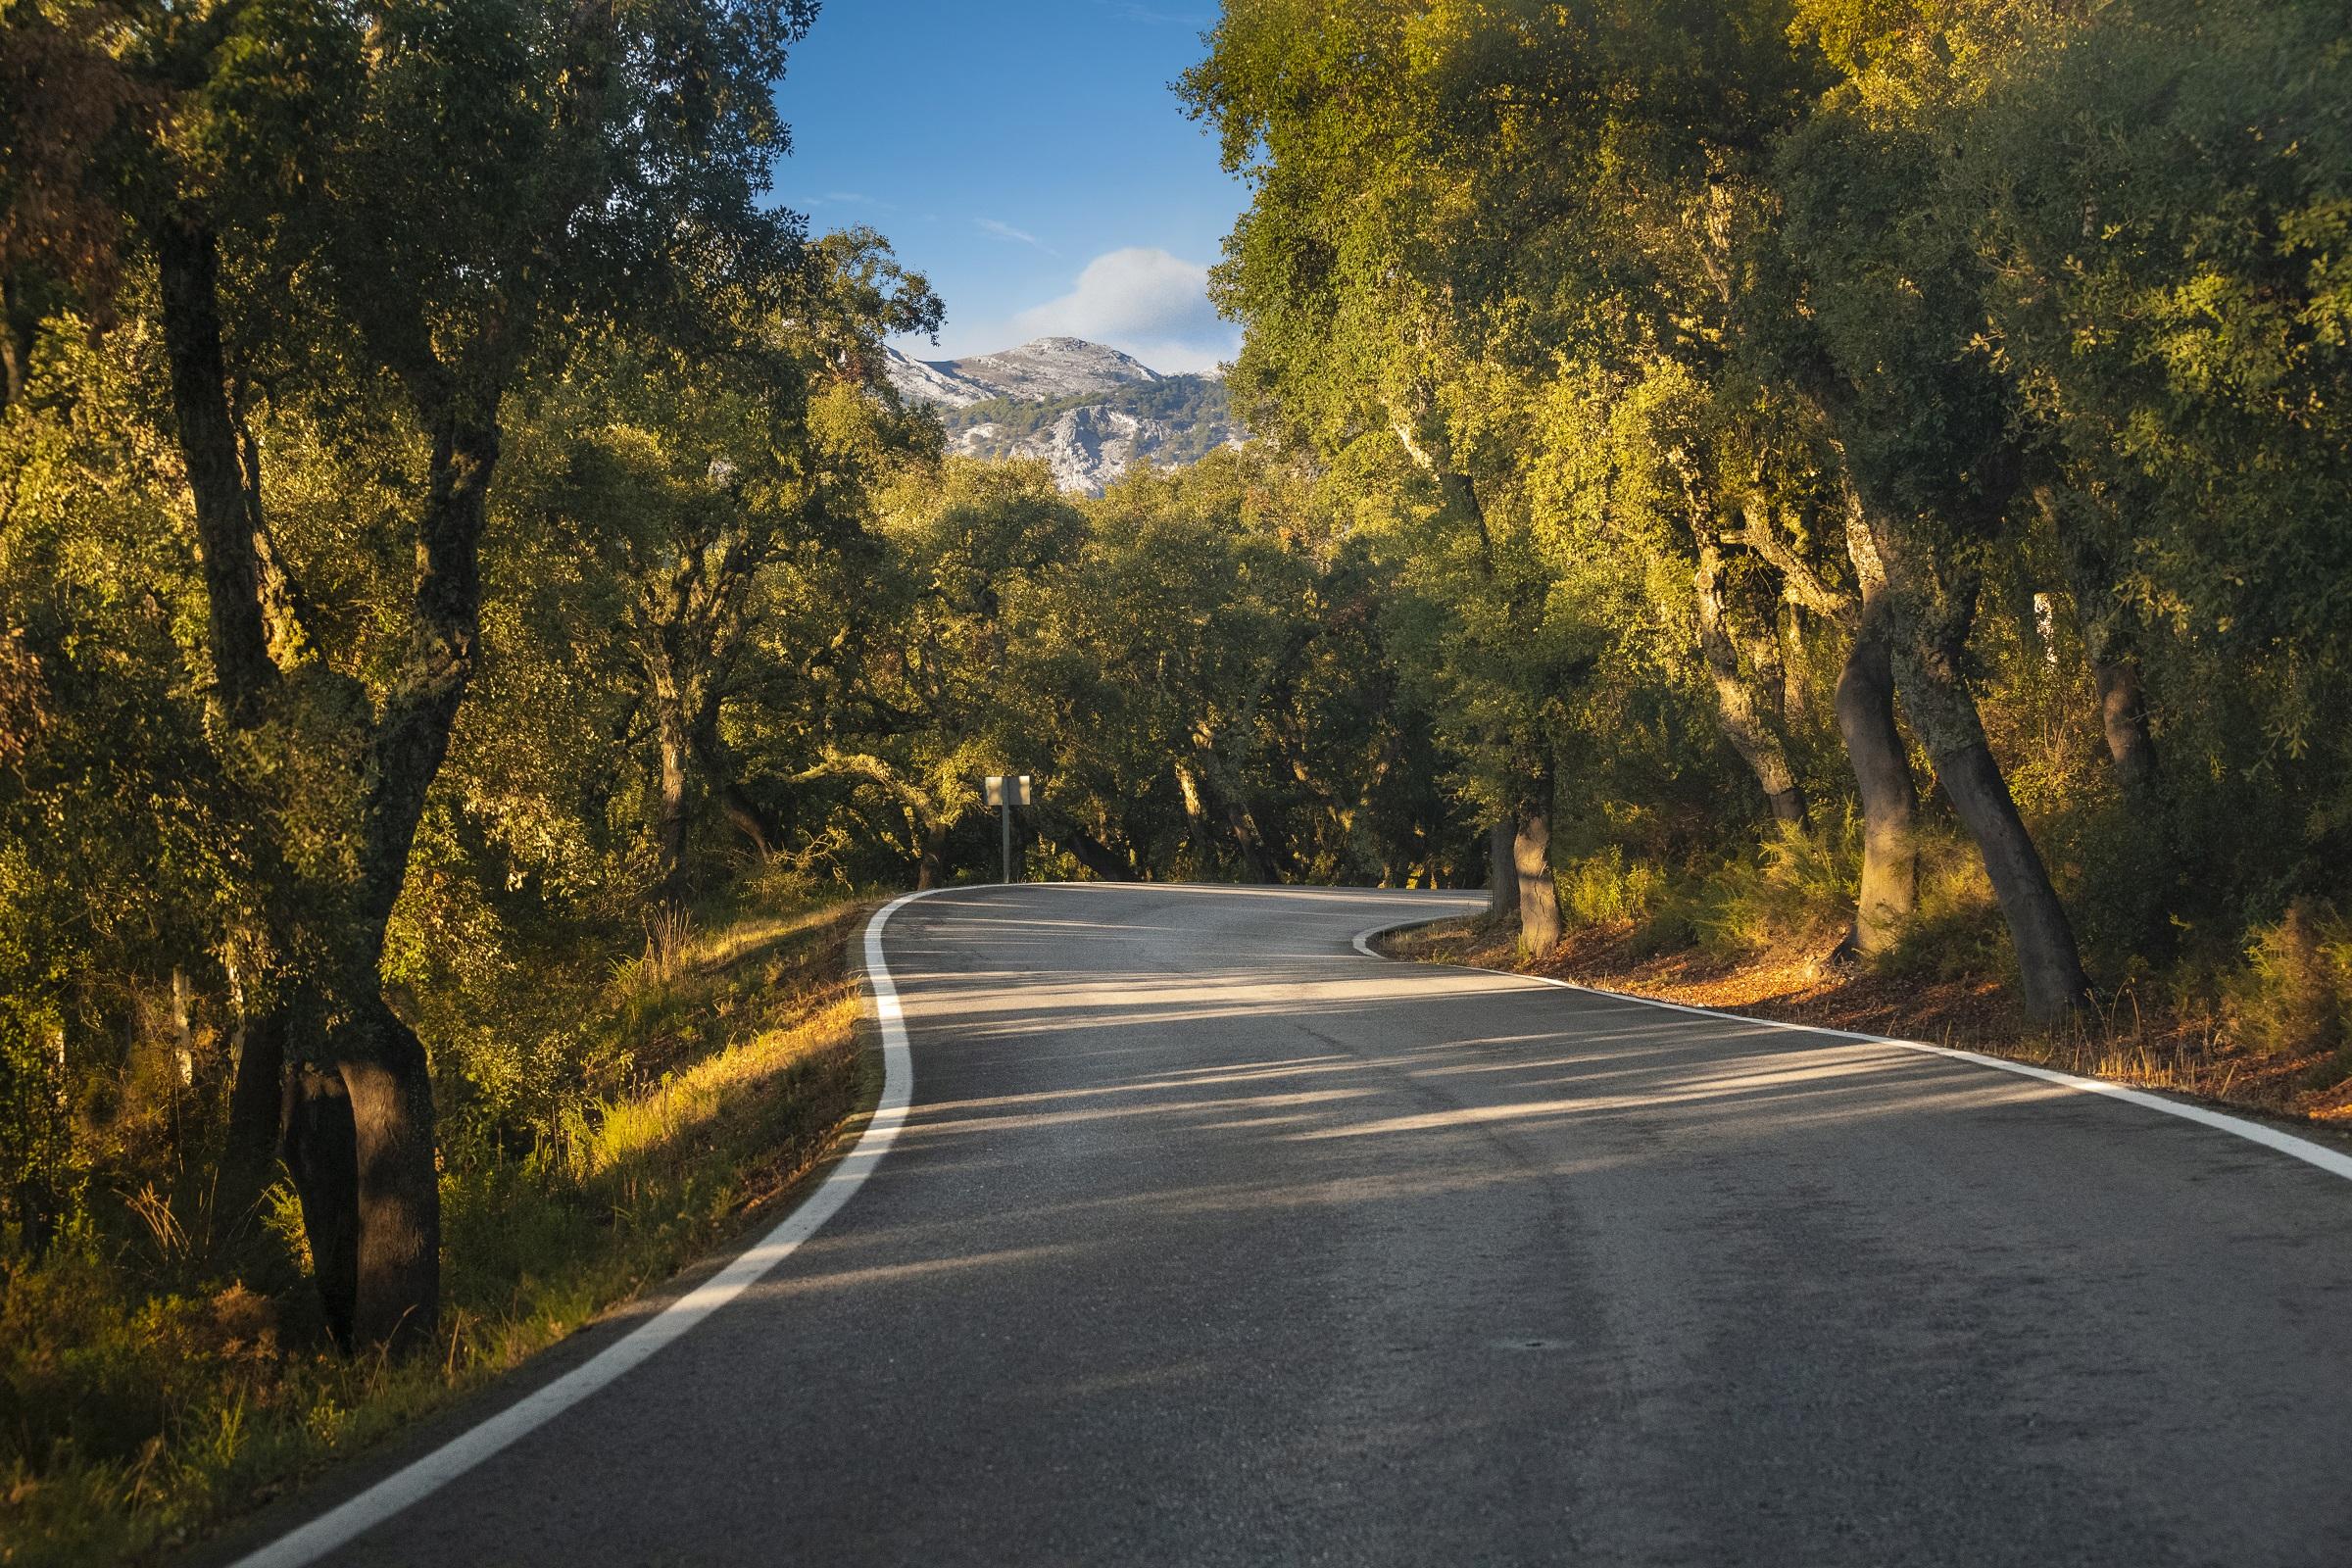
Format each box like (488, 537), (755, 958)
(1513, 765), (1561, 955)
(1488, 819), (1515, 920)
(1693, 543), (1807, 827)
(1831, 511), (1920, 957)
(1850, 484), (2090, 1021)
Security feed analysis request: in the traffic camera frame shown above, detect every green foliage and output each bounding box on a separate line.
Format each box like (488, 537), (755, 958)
(1557, 848), (1670, 930)
(2228, 903), (2352, 1081)
(1693, 820), (1865, 959)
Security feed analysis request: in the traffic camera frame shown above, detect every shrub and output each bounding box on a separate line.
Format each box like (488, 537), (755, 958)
(1877, 839), (2012, 986)
(2227, 900), (2352, 1083)
(1556, 846), (1669, 928)
(1692, 817), (1860, 958)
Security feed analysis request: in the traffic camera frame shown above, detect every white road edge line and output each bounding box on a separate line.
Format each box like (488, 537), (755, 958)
(229, 888), (939, 1568)
(1348, 912), (2352, 1186)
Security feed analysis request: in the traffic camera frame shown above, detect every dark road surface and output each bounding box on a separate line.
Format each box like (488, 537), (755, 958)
(225, 884), (2352, 1566)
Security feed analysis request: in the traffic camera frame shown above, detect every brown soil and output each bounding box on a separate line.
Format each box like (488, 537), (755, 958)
(1384, 914), (2352, 1128)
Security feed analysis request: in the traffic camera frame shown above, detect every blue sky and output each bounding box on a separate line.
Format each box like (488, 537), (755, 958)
(772, 1), (1247, 373)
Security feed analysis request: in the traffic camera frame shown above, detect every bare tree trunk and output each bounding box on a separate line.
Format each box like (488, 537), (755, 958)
(716, 780), (774, 858)
(1223, 809), (1280, 883)
(1175, 755), (1280, 882)
(1489, 819), (1515, 919)
(1852, 493), (2090, 1020)
(2090, 659), (2157, 796)
(915, 818), (948, 890)
(655, 699), (692, 889)
(281, 1063), (358, 1348)
(339, 1001), (441, 1355)
(1906, 670), (2090, 1018)
(689, 717), (774, 859)
(156, 218), (278, 712)
(1694, 545), (1805, 826)
(211, 983), (289, 1254)
(1832, 608), (1919, 957)
(1514, 772), (1561, 955)
(1173, 759), (1208, 841)
(1223, 797), (1284, 884)
(1828, 516), (1919, 959)
(1058, 822), (1138, 882)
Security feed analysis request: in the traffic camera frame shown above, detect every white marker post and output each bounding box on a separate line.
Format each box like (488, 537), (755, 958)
(985, 773), (1032, 884)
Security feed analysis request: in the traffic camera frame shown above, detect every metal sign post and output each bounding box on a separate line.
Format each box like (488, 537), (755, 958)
(984, 774), (1032, 884)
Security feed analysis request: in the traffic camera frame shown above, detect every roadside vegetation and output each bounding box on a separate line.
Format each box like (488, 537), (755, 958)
(5, 0), (2352, 1558)
(1181, 0), (2352, 1102)
(2, 890), (872, 1565)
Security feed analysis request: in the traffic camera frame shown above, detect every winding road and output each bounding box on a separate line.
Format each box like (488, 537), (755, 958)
(223, 883), (2352, 1566)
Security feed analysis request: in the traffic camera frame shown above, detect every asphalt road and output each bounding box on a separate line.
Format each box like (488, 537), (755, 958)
(230, 883), (2352, 1566)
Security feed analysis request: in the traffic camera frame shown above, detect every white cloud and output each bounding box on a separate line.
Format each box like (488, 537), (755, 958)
(1006, 247), (1238, 373)
(977, 218), (1054, 252)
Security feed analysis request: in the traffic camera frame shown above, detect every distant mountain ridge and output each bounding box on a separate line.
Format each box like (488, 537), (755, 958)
(885, 336), (1242, 495)
(884, 336), (1163, 410)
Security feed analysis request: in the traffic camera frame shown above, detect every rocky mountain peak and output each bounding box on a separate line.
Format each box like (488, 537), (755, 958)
(884, 336), (1163, 411)
(885, 336), (1242, 495)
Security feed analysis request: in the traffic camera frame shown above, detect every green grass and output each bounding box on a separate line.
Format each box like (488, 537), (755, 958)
(1, 896), (879, 1567)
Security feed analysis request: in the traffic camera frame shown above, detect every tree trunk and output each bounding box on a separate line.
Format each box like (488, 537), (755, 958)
(1488, 819), (1515, 920)
(1220, 814), (1277, 883)
(1060, 823), (1138, 882)
(1173, 759), (1208, 842)
(1693, 546), (1806, 826)
(2090, 659), (2157, 797)
(155, 203), (474, 1356)
(306, 412), (496, 1354)
(2051, 504), (2159, 794)
(716, 780), (774, 859)
(1175, 756), (1279, 882)
(655, 698), (692, 890)
(689, 715), (774, 860)
(1831, 607), (1919, 958)
(915, 817), (948, 890)
(281, 1063), (359, 1348)
(155, 217), (278, 712)
(339, 998), (441, 1355)
(1514, 778), (1561, 955)
(211, 988), (290, 1255)
(1224, 798), (1284, 885)
(1909, 684), (2091, 1019)
(1830, 471), (2090, 1019)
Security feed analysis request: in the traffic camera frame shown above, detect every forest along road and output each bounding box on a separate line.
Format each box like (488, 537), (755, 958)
(225, 883), (2352, 1567)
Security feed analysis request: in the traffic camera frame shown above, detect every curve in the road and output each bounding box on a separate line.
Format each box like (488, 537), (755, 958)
(1349, 911), (2352, 1187)
(213, 882), (2352, 1567)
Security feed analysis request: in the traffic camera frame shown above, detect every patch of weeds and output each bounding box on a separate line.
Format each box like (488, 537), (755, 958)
(1556, 846), (1669, 929)
(2226, 900), (2352, 1087)
(1691, 817), (1860, 959)
(1876, 840), (2011, 985)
